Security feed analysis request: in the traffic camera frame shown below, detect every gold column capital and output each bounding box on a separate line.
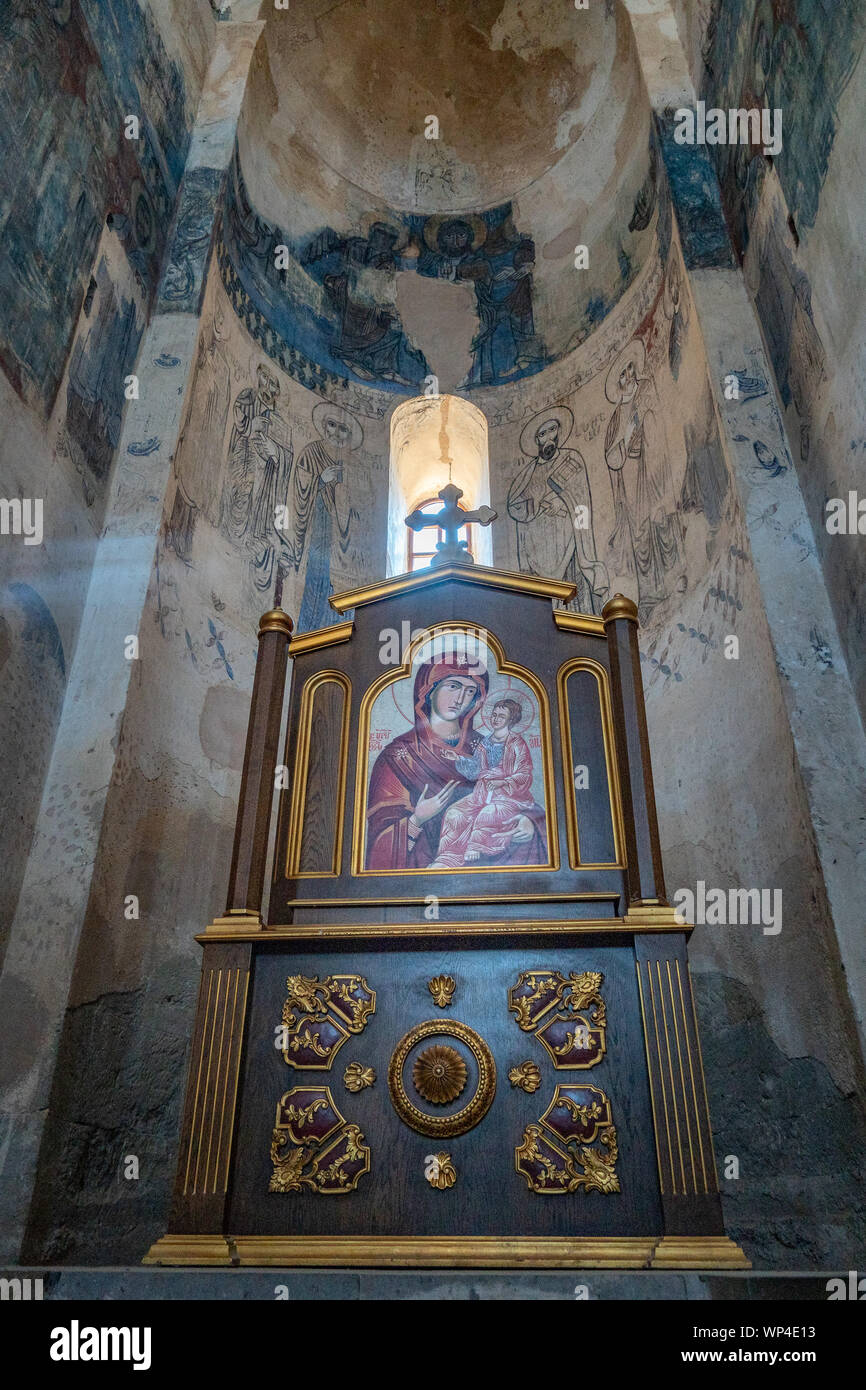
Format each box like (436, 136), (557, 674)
(258, 607), (294, 639)
(602, 593), (639, 625)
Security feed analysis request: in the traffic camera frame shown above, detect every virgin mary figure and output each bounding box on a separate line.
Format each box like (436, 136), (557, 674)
(365, 653), (546, 870)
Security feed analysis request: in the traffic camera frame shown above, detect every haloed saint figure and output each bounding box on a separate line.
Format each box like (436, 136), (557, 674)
(364, 649), (548, 871)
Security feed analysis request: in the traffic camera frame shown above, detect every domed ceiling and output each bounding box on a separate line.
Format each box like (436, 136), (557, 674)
(220, 0), (657, 394)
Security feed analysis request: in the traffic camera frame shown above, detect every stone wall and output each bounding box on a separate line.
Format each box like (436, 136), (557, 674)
(694, 0), (866, 721)
(0, 0), (214, 965)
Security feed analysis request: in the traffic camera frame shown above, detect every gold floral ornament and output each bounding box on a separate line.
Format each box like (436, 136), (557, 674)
(425, 1152), (457, 1190)
(389, 1020), (496, 1138)
(412, 1044), (467, 1105)
(508, 1060), (542, 1093)
(344, 1062), (376, 1092)
(428, 975), (456, 1008)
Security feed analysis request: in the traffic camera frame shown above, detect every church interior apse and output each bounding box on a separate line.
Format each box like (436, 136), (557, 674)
(1, 0), (865, 1310)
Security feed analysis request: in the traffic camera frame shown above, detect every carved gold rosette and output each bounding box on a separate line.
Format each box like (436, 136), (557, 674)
(388, 1019), (496, 1138)
(413, 1045), (467, 1104)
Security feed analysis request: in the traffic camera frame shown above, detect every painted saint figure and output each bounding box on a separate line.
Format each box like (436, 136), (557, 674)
(365, 655), (546, 871)
(604, 340), (683, 617)
(429, 698), (542, 868)
(418, 214), (543, 386)
(292, 403), (361, 632)
(167, 306), (231, 563)
(507, 407), (608, 614)
(221, 364), (286, 546)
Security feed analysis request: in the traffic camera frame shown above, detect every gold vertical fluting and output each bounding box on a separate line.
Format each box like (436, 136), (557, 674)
(666, 960), (697, 1194)
(635, 962), (665, 1194)
(637, 959), (719, 1198)
(655, 960), (687, 1195)
(644, 961), (676, 1193)
(220, 970), (249, 1194)
(676, 959), (708, 1193)
(687, 962), (720, 1191)
(183, 969), (214, 1197)
(182, 968), (249, 1197)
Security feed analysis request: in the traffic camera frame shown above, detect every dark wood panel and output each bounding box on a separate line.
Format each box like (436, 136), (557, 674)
(298, 679), (346, 874)
(227, 939), (663, 1238)
(562, 666), (618, 865)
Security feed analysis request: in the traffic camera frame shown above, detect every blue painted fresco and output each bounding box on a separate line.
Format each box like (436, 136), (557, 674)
(7, 583), (66, 679)
(702, 0), (866, 254)
(222, 150), (549, 393)
(157, 166), (223, 316)
(0, 0), (195, 411)
(654, 111), (736, 269)
(64, 254), (143, 490)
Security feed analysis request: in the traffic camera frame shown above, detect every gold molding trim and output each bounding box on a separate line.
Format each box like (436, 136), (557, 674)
(283, 892), (621, 907)
(330, 563), (577, 612)
(388, 1018), (496, 1137)
(143, 1234), (750, 1268)
(143, 1235), (234, 1266)
(203, 911), (263, 936)
(196, 918), (686, 943)
(553, 611), (606, 637)
(284, 670), (351, 878)
(351, 622), (559, 876)
(556, 657), (626, 870)
(288, 620), (354, 656)
(233, 1236), (659, 1267)
(651, 1237), (751, 1269)
(623, 904), (683, 927)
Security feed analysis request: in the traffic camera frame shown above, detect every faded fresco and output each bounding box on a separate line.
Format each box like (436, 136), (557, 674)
(221, 150), (549, 393)
(0, 0), (200, 411)
(164, 267), (389, 632)
(702, 0), (866, 255)
(364, 632), (549, 872)
(488, 226), (729, 630)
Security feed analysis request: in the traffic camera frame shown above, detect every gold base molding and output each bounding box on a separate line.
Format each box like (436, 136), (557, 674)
(650, 1237), (750, 1269)
(143, 1235), (234, 1265)
(203, 911), (263, 936)
(144, 1234), (749, 1269)
(622, 904), (689, 931)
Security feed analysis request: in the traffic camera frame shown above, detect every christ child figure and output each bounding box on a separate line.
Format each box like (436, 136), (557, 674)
(430, 698), (539, 868)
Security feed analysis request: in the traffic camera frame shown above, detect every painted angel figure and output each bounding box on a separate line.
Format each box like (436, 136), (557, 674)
(429, 698), (545, 868)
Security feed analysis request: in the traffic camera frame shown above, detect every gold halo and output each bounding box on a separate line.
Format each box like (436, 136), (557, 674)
(388, 1020), (496, 1137)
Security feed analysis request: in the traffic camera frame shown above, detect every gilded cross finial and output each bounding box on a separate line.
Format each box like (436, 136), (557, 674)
(405, 483), (497, 568)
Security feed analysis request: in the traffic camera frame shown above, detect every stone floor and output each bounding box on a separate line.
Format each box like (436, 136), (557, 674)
(1, 1268), (841, 1300)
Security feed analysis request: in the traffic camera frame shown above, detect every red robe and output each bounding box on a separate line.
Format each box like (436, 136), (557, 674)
(365, 657), (546, 869)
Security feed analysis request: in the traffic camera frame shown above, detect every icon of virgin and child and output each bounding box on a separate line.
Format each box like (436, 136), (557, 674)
(364, 651), (548, 870)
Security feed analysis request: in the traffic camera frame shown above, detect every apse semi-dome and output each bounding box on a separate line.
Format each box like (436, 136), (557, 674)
(222, 0), (656, 394)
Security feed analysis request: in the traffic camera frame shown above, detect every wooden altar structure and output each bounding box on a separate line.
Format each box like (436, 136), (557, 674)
(145, 534), (748, 1268)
